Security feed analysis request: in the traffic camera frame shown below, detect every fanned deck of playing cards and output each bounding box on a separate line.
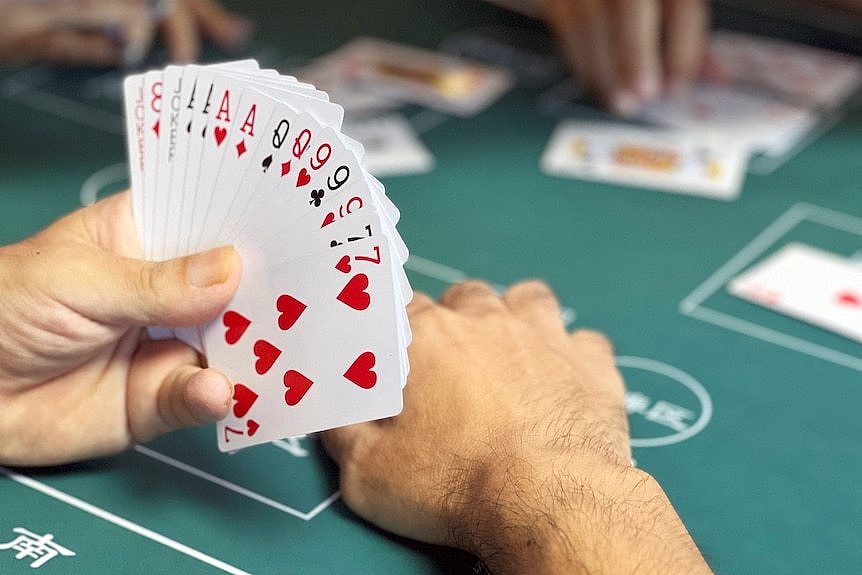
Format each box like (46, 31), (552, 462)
(122, 60), (412, 452)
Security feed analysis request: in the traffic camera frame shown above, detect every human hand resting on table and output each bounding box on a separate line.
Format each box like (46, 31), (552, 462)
(0, 191), (241, 466)
(322, 280), (712, 574)
(0, 0), (252, 67)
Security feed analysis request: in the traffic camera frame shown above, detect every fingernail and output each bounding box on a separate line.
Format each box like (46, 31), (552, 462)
(187, 246), (237, 288)
(610, 90), (640, 117)
(186, 371), (233, 422)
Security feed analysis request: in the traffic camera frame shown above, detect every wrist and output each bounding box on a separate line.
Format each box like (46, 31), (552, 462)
(451, 452), (710, 575)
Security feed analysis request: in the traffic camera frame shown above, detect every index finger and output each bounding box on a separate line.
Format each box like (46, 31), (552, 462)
(662, 0), (710, 94)
(543, 0), (620, 112)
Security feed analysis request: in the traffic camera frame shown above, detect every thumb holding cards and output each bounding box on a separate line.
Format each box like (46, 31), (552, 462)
(0, 191), (241, 467)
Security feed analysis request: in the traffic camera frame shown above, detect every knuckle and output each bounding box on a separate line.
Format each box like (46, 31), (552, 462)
(508, 279), (557, 304)
(442, 280), (493, 303)
(406, 292), (436, 317)
(135, 261), (173, 317)
(571, 328), (615, 355)
(136, 261), (159, 296)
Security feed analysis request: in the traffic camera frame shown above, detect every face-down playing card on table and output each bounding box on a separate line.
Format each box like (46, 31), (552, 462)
(728, 243), (862, 344)
(122, 60), (412, 450)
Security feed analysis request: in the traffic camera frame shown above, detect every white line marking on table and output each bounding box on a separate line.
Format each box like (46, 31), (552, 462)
(616, 356), (713, 448)
(405, 254), (469, 284)
(79, 163), (128, 206)
(803, 203), (862, 235)
(135, 446), (337, 521)
(305, 492), (343, 521)
(2, 74), (123, 135)
(0, 466), (251, 575)
(687, 306), (862, 373)
(680, 202), (862, 372)
(680, 203), (810, 314)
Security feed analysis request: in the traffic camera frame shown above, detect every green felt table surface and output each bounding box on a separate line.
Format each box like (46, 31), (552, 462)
(1, 1), (861, 573)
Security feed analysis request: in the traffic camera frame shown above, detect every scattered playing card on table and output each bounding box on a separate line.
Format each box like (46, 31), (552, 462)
(638, 83), (819, 159)
(343, 114), (434, 177)
(728, 243), (862, 344)
(706, 31), (862, 109)
(299, 37), (514, 116)
(541, 121), (749, 200)
(122, 60), (412, 451)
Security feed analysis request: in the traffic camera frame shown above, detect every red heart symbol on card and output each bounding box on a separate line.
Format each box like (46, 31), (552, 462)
(276, 294), (307, 331)
(283, 370), (314, 406)
(335, 255), (352, 274)
(336, 273), (370, 311)
(253, 339), (282, 375)
(343, 352), (377, 389)
(214, 126), (227, 146)
(246, 419), (260, 436)
(296, 167), (311, 187)
(232, 383), (258, 418)
(837, 290), (861, 308)
(223, 310), (251, 345)
(321, 212), (335, 228)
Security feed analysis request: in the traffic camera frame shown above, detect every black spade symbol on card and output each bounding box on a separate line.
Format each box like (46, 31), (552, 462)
(261, 154), (273, 172)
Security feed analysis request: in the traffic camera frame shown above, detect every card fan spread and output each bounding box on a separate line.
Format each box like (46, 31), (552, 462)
(123, 60), (412, 452)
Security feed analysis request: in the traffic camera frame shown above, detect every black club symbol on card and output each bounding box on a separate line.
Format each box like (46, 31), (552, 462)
(310, 189), (325, 207)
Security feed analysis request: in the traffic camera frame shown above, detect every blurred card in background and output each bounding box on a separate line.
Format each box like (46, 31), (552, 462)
(343, 114), (434, 177)
(705, 31), (862, 109)
(297, 37), (514, 117)
(539, 30), (861, 184)
(638, 84), (819, 160)
(541, 121), (749, 200)
(729, 243), (862, 344)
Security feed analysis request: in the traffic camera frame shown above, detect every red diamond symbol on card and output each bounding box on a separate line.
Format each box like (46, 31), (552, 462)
(152, 119), (160, 137)
(281, 161), (291, 177)
(236, 139), (247, 158)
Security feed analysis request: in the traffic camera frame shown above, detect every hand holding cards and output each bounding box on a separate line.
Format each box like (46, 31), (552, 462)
(123, 60), (412, 451)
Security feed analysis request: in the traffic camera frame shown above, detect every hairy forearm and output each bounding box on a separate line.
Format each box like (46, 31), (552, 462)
(453, 453), (711, 574)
